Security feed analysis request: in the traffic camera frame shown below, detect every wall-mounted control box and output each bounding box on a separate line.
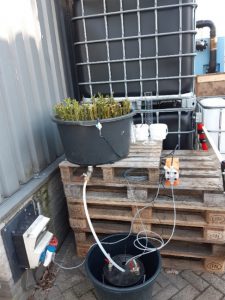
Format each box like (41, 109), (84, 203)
(12, 215), (53, 269)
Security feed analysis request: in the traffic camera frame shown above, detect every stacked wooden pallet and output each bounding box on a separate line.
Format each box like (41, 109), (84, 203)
(196, 72), (225, 96)
(60, 140), (225, 273)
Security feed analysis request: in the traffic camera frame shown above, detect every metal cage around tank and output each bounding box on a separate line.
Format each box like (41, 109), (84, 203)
(71, 0), (197, 101)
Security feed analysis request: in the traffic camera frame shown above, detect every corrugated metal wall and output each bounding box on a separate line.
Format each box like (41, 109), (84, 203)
(0, 0), (74, 201)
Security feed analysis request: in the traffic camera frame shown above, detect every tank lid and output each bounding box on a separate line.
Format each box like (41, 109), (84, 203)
(200, 97), (225, 108)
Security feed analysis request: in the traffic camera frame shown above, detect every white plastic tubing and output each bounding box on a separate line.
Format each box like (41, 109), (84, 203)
(82, 167), (125, 272)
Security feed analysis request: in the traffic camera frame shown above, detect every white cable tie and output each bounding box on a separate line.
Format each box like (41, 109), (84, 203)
(96, 121), (102, 131)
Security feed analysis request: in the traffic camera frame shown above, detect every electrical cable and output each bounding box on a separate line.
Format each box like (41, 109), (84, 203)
(96, 120), (123, 159)
(126, 184), (176, 264)
(53, 256), (86, 270)
(160, 144), (179, 159)
(100, 135), (123, 159)
(123, 168), (148, 182)
(123, 145), (177, 265)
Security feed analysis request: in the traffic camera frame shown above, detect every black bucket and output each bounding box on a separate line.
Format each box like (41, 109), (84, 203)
(85, 234), (161, 300)
(52, 112), (134, 166)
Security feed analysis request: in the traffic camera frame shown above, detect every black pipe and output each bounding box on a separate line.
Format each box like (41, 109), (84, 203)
(196, 20), (217, 73)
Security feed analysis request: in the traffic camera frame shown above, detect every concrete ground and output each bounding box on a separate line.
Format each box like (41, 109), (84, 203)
(28, 232), (225, 300)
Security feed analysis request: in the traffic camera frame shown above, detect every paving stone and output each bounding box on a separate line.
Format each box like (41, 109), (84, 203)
(73, 279), (94, 297)
(171, 284), (200, 300)
(55, 269), (84, 291)
(181, 270), (209, 292)
(32, 285), (62, 300)
(165, 272), (189, 290)
(156, 272), (171, 288)
(201, 273), (225, 294)
(92, 289), (99, 299)
(63, 288), (79, 300)
(195, 286), (223, 300)
(30, 289), (45, 300)
(79, 291), (97, 300)
(194, 271), (203, 276)
(47, 285), (63, 300)
(152, 285), (178, 300)
(152, 282), (161, 296)
(79, 264), (87, 277)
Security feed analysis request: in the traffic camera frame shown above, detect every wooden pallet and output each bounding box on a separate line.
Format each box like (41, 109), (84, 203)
(196, 73), (225, 96)
(60, 147), (223, 193)
(60, 141), (162, 185)
(68, 198), (225, 242)
(163, 256), (225, 274)
(60, 141), (225, 273)
(73, 223), (225, 245)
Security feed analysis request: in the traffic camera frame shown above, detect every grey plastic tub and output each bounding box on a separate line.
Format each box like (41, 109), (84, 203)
(52, 112), (134, 165)
(85, 234), (161, 300)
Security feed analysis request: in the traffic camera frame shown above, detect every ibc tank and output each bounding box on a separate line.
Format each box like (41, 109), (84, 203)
(72, 0), (196, 98)
(200, 97), (225, 154)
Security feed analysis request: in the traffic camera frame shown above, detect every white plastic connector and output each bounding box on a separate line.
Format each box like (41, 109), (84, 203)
(43, 249), (55, 267)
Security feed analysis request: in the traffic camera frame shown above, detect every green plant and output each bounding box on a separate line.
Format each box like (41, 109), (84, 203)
(54, 95), (131, 121)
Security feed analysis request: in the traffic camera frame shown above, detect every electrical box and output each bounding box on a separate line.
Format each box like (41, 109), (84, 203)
(12, 215), (53, 269)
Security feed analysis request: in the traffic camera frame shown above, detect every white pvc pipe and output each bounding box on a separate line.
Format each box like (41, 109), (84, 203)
(83, 176), (125, 272)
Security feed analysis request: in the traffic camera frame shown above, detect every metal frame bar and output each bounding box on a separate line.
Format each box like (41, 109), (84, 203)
(137, 107), (194, 113)
(191, 0), (196, 93)
(83, 93), (195, 102)
(76, 53), (195, 66)
(72, 3), (197, 21)
(154, 0), (159, 96)
(137, 0), (143, 96)
(80, 0), (93, 96)
(218, 109), (223, 152)
(78, 75), (195, 85)
(74, 30), (196, 46)
(119, 0), (128, 96)
(102, 0), (113, 95)
(178, 0), (182, 96)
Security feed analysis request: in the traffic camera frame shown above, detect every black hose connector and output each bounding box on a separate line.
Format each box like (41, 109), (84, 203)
(196, 20), (217, 73)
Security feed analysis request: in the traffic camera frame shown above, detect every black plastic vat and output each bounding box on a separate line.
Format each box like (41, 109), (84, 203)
(85, 234), (161, 300)
(52, 112), (133, 165)
(72, 0), (196, 97)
